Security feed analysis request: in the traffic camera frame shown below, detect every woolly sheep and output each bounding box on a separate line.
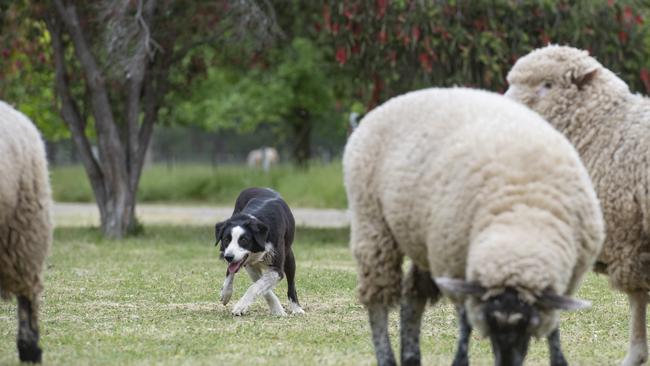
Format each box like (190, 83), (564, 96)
(0, 101), (53, 363)
(343, 87), (604, 366)
(506, 45), (650, 366)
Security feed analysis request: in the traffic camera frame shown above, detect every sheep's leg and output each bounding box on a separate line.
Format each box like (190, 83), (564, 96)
(451, 305), (472, 366)
(369, 303), (397, 366)
(245, 266), (286, 316)
(400, 264), (440, 366)
(350, 210), (402, 366)
(547, 328), (568, 366)
(17, 295), (41, 363)
(622, 290), (649, 366)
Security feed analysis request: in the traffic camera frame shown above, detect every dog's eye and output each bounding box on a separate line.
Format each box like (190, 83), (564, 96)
(224, 236), (231, 243)
(239, 237), (248, 245)
(543, 81), (552, 89)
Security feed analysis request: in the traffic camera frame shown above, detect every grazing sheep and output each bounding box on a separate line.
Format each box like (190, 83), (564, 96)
(0, 101), (53, 363)
(506, 45), (650, 366)
(247, 147), (279, 172)
(343, 88), (604, 366)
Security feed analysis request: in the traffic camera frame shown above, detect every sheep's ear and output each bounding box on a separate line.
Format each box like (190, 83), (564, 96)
(537, 291), (591, 311)
(571, 67), (598, 90)
(435, 277), (486, 297)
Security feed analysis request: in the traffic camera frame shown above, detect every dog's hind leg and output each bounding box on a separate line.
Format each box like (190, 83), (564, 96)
(244, 266), (286, 316)
(400, 264), (440, 366)
(284, 248), (304, 314)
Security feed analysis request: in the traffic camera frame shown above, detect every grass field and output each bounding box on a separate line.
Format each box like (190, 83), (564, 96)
(51, 163), (347, 208)
(0, 226), (636, 365)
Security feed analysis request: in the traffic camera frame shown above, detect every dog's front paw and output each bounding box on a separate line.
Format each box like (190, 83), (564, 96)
(220, 287), (233, 305)
(232, 301), (249, 316)
(270, 306), (287, 316)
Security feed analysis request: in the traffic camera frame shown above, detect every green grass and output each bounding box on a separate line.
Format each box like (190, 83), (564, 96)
(0, 226), (636, 365)
(51, 163), (347, 208)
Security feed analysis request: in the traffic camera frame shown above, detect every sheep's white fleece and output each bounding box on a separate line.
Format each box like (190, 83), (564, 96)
(344, 88), (604, 311)
(0, 100), (52, 301)
(506, 45), (650, 293)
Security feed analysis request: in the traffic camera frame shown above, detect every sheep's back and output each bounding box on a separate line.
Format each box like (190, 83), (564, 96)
(344, 88), (603, 290)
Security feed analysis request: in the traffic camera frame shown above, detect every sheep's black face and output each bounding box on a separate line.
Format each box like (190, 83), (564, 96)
(483, 288), (537, 366)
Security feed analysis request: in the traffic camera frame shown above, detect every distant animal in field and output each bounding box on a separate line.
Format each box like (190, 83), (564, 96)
(246, 147), (279, 172)
(0, 101), (53, 363)
(214, 187), (304, 316)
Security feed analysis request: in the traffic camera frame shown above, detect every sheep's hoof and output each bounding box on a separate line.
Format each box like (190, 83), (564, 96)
(17, 340), (42, 363)
(402, 356), (421, 366)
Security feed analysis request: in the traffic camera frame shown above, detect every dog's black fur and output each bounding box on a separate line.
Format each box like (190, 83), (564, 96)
(214, 187), (301, 309)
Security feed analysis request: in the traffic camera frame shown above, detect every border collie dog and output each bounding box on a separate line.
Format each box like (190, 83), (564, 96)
(214, 187), (304, 316)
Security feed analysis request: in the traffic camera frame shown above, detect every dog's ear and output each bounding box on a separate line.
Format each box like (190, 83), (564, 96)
(248, 218), (269, 247)
(214, 221), (227, 247)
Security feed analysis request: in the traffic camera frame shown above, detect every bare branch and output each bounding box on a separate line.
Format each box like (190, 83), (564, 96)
(99, 0), (161, 78)
(44, 14), (107, 207)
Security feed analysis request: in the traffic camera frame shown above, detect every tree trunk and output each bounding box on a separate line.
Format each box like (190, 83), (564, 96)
(290, 107), (312, 168)
(47, 0), (159, 238)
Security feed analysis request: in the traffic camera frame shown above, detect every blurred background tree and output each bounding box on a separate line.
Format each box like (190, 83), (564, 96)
(321, 0), (650, 109)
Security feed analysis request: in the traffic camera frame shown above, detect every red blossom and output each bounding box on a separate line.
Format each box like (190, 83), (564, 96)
(378, 30), (388, 44)
(623, 6), (634, 22)
(388, 50), (397, 66)
(608, 0), (615, 6)
(376, 0), (388, 19)
(641, 68), (650, 93)
(618, 30), (629, 43)
(332, 22), (340, 35)
(419, 52), (432, 73)
(351, 43), (361, 55)
(322, 5), (331, 31)
(540, 33), (550, 45)
(636, 15), (644, 25)
(336, 47), (347, 65)
(411, 26), (420, 42)
(352, 22), (362, 37)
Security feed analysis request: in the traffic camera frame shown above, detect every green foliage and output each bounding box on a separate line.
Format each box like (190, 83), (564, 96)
(322, 0), (650, 108)
(0, 9), (68, 140)
(0, 226), (637, 365)
(51, 163), (347, 208)
(170, 37), (336, 134)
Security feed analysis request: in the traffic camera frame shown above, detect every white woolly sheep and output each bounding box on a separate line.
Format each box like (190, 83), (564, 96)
(343, 87), (604, 366)
(0, 101), (53, 363)
(506, 45), (650, 366)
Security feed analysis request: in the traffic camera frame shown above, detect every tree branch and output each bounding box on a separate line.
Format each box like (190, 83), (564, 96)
(53, 0), (129, 206)
(126, 0), (157, 176)
(45, 15), (107, 207)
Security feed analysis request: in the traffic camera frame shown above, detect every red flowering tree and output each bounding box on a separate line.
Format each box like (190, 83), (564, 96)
(320, 0), (650, 111)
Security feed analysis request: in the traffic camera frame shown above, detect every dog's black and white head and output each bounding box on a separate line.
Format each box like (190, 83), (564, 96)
(215, 215), (270, 274)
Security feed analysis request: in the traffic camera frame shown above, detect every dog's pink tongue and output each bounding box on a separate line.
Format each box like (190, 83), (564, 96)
(228, 261), (242, 274)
